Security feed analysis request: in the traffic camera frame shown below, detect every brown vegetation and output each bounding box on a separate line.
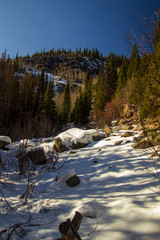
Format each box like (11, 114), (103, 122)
(94, 98), (125, 128)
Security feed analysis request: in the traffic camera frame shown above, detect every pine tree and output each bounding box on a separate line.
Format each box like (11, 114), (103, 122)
(104, 53), (118, 102)
(71, 87), (84, 126)
(93, 79), (105, 112)
(62, 81), (71, 123)
(41, 81), (57, 124)
(83, 68), (92, 121)
(94, 65), (105, 111)
(140, 38), (160, 118)
(127, 44), (140, 80)
(34, 67), (47, 116)
(130, 54), (150, 105)
(115, 57), (128, 98)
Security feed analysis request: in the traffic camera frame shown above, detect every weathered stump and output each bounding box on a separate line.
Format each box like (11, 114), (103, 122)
(58, 211), (83, 240)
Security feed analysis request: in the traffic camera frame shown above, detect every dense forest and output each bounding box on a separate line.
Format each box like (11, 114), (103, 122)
(0, 10), (160, 140)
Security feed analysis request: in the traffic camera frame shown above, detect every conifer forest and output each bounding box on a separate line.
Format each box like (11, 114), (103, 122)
(0, 10), (160, 140)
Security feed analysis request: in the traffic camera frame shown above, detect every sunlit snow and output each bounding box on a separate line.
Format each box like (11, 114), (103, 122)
(0, 126), (160, 239)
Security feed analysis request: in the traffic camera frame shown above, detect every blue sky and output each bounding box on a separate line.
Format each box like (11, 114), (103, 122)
(0, 0), (159, 58)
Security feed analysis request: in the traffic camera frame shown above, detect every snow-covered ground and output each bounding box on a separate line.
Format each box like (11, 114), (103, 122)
(0, 126), (160, 240)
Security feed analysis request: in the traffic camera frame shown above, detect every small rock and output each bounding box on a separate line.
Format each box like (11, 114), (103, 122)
(105, 138), (111, 141)
(69, 150), (77, 154)
(114, 140), (123, 145)
(123, 140), (131, 144)
(73, 142), (88, 149)
(93, 160), (98, 163)
(92, 135), (102, 141)
(66, 175), (80, 187)
(121, 131), (134, 137)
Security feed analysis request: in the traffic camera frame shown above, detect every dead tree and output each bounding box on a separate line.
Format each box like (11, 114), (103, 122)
(57, 211), (83, 240)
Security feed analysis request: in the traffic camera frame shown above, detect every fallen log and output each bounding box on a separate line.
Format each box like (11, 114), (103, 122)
(58, 211), (83, 240)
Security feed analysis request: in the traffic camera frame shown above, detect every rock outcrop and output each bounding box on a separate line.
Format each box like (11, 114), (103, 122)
(0, 136), (11, 149)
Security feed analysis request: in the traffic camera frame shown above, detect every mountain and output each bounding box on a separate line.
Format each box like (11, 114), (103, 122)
(22, 52), (103, 82)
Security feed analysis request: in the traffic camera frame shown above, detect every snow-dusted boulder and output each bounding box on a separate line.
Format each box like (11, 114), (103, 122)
(26, 147), (47, 165)
(0, 136), (11, 149)
(54, 128), (101, 152)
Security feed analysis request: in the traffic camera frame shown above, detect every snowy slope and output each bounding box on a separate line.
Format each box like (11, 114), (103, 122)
(0, 127), (160, 240)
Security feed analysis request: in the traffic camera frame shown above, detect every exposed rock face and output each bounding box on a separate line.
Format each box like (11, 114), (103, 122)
(23, 55), (102, 80)
(123, 104), (135, 119)
(66, 175), (80, 187)
(26, 147), (47, 165)
(119, 104), (139, 127)
(0, 136), (11, 149)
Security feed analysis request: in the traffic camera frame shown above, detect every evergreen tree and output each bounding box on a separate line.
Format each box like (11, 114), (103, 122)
(83, 68), (93, 121)
(115, 57), (128, 98)
(71, 87), (85, 126)
(62, 81), (71, 123)
(140, 37), (160, 118)
(93, 79), (105, 111)
(130, 54), (150, 105)
(127, 44), (140, 80)
(104, 53), (118, 102)
(41, 81), (57, 124)
(34, 67), (46, 116)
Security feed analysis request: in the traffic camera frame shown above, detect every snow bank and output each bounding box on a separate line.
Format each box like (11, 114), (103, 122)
(57, 128), (101, 149)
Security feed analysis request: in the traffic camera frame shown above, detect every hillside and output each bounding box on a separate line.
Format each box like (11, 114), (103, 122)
(23, 54), (102, 81)
(0, 11), (160, 143)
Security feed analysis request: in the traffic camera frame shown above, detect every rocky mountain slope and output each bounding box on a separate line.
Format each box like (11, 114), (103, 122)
(22, 54), (102, 81)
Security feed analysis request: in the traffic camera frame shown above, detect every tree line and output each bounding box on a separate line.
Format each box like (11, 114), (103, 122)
(23, 47), (104, 61)
(0, 10), (159, 139)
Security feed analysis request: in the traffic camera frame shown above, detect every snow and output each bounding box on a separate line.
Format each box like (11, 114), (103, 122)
(0, 126), (160, 239)
(57, 128), (101, 148)
(0, 136), (11, 144)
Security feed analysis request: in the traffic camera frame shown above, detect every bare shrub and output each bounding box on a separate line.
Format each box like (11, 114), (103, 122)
(18, 140), (35, 174)
(94, 98), (125, 128)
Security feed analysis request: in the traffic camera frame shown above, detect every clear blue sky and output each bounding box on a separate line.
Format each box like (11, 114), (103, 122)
(0, 0), (159, 58)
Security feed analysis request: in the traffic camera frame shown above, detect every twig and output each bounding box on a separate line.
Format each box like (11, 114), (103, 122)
(7, 223), (23, 240)
(82, 215), (99, 238)
(0, 187), (13, 210)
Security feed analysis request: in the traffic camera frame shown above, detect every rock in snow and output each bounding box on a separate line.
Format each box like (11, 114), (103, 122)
(26, 147), (47, 165)
(0, 136), (11, 149)
(55, 128), (101, 151)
